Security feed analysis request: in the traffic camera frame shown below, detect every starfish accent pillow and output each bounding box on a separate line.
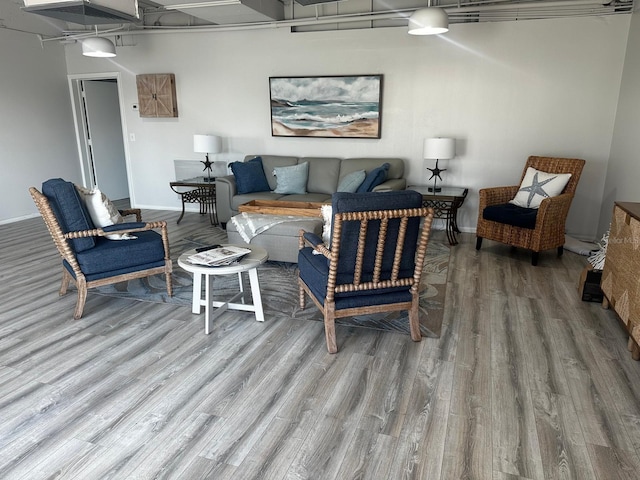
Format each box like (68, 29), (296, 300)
(510, 167), (572, 209)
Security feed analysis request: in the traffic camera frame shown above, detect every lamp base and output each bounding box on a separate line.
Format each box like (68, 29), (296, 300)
(428, 186), (442, 193)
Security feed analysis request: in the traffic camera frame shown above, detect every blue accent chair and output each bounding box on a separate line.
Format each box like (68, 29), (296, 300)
(298, 191), (435, 353)
(30, 179), (172, 319)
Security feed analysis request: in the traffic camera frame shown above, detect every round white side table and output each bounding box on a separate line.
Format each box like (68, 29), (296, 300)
(178, 245), (268, 334)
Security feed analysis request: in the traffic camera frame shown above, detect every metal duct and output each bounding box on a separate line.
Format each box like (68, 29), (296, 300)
(294, 0), (340, 5)
(22, 0), (140, 25)
(155, 0), (284, 24)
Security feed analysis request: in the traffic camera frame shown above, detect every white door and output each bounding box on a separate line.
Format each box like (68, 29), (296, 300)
(82, 79), (129, 200)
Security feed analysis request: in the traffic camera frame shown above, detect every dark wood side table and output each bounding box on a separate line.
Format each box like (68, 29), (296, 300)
(408, 186), (468, 245)
(170, 177), (217, 225)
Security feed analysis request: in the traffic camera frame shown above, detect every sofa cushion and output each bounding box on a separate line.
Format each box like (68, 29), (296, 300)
(231, 191), (285, 211)
(74, 230), (166, 276)
(337, 170), (366, 192)
(303, 157), (342, 194)
(42, 178), (96, 252)
(274, 162), (309, 194)
(483, 203), (538, 229)
(230, 157), (271, 194)
(275, 193), (332, 203)
(357, 163), (390, 193)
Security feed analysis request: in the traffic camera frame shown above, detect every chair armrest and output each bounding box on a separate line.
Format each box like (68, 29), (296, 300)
(64, 220), (171, 260)
(299, 230), (331, 258)
(302, 231), (324, 247)
(119, 208), (142, 222)
(64, 220), (170, 239)
(216, 174), (236, 192)
(534, 193), (573, 228)
(373, 178), (406, 192)
(478, 185), (519, 210)
(215, 175), (237, 224)
(103, 222), (146, 232)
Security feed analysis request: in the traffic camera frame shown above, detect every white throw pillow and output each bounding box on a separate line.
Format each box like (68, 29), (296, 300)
(509, 167), (572, 209)
(76, 186), (136, 240)
(321, 204), (333, 245)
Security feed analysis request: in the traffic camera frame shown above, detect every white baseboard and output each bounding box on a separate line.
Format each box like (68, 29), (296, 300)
(0, 212), (41, 225)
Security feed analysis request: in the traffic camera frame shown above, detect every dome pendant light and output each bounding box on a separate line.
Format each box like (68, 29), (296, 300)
(408, 1), (449, 35)
(82, 34), (116, 58)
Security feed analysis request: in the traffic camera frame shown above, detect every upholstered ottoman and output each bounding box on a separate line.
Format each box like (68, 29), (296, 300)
(227, 215), (323, 263)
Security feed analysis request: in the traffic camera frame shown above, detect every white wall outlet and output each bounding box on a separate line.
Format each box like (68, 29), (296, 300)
(129, 133), (136, 142)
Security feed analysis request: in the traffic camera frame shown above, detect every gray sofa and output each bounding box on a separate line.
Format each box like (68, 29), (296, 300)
(215, 155), (406, 225)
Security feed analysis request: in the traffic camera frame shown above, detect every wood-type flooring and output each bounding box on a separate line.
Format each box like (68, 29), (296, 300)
(1, 206), (639, 479)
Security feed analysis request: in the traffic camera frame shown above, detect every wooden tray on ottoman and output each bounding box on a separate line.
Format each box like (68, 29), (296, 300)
(238, 200), (325, 217)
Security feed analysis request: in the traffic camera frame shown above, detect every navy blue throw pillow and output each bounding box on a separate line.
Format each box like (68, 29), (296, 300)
(356, 163), (390, 193)
(230, 157), (271, 194)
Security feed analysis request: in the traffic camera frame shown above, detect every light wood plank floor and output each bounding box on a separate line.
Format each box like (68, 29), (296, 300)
(1, 207), (640, 480)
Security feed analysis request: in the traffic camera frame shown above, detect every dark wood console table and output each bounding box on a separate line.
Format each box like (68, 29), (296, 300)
(408, 186), (468, 246)
(170, 177), (217, 225)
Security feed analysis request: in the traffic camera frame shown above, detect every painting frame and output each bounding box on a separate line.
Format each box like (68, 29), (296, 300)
(269, 74), (383, 139)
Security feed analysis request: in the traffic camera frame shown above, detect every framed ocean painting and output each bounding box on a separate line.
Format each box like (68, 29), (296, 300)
(269, 75), (383, 139)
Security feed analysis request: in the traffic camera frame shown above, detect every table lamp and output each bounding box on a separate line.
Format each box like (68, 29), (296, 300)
(424, 137), (455, 192)
(194, 134), (222, 183)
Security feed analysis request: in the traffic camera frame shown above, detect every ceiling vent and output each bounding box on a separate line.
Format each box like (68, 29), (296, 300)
(155, 0), (283, 24)
(294, 0), (339, 5)
(22, 0), (140, 25)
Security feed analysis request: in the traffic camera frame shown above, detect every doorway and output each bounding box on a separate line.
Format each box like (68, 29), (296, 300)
(69, 73), (131, 202)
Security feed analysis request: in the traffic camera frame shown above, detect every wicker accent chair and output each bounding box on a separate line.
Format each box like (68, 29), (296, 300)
(30, 179), (173, 319)
(298, 191), (434, 354)
(476, 156), (585, 266)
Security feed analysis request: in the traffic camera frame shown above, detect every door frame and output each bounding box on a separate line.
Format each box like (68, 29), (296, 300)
(67, 72), (134, 204)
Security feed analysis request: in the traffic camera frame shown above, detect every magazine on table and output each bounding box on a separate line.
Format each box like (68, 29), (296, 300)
(188, 246), (251, 266)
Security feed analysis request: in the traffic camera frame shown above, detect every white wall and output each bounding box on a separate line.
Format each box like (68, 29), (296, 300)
(599, 12), (640, 236)
(0, 28), (80, 223)
(64, 15), (630, 239)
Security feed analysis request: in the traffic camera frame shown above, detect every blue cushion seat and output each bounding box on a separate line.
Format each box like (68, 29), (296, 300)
(70, 230), (166, 281)
(42, 178), (96, 252)
(483, 203), (538, 229)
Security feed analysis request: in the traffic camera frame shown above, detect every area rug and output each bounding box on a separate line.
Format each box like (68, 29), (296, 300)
(93, 228), (449, 337)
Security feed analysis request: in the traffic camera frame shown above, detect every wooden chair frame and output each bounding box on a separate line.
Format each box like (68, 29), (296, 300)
(30, 187), (173, 319)
(476, 156), (585, 265)
(298, 206), (434, 353)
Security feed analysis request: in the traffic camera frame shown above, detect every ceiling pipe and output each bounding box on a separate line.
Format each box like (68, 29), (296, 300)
(40, 0), (624, 42)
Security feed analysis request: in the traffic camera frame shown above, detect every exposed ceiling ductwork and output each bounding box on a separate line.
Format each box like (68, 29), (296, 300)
(152, 0), (284, 24)
(22, 0), (140, 25)
(19, 0), (635, 41)
(293, 0), (340, 6)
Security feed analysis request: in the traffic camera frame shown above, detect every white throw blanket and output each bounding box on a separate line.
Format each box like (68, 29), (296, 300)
(230, 212), (314, 243)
